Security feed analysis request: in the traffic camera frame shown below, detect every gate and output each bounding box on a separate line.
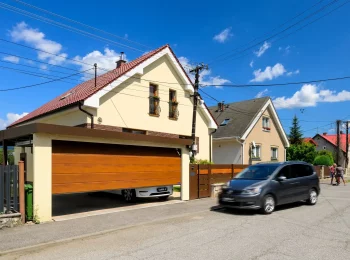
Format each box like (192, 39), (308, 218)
(189, 164), (248, 200)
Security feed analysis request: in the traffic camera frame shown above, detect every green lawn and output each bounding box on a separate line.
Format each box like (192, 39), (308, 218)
(173, 185), (181, 192)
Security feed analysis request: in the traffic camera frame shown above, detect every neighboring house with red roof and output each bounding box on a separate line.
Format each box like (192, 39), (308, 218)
(1, 44), (217, 222)
(303, 138), (317, 146)
(313, 132), (349, 169)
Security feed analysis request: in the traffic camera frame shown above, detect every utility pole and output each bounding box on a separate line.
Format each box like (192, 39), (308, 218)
(189, 63), (208, 160)
(346, 121), (349, 169)
(336, 120), (341, 166)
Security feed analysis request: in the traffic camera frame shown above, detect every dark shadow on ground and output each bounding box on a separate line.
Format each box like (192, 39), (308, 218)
(52, 191), (180, 217)
(210, 201), (306, 216)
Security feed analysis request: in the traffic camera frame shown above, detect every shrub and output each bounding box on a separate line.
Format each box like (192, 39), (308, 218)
(314, 155), (333, 166)
(192, 159), (213, 164)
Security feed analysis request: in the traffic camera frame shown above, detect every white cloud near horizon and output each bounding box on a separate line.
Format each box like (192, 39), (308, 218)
(273, 84), (350, 109)
(250, 63), (286, 82)
(74, 48), (123, 79)
(178, 56), (230, 87)
(287, 69), (300, 76)
(254, 41), (271, 57)
(0, 112), (28, 130)
(213, 27), (233, 43)
(255, 88), (269, 98)
(3, 55), (20, 63)
(10, 22), (67, 65)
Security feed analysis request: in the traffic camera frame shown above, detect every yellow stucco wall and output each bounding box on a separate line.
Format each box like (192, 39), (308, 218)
(244, 108), (286, 164)
(14, 147), (34, 182)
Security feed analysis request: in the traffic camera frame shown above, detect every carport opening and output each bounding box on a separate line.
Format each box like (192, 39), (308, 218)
(52, 140), (182, 218)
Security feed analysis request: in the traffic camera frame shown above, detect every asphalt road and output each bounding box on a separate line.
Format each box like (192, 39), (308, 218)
(2, 183), (350, 260)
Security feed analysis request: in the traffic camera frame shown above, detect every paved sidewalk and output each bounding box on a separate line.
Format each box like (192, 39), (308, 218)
(0, 198), (217, 254)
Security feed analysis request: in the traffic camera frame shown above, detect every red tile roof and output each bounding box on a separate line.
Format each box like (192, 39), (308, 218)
(10, 44), (194, 128)
(318, 134), (350, 152)
(303, 137), (317, 145)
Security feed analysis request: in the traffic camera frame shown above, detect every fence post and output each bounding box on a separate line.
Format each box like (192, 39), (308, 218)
(19, 161), (25, 224)
(231, 164), (234, 179)
(0, 166), (3, 213)
(321, 166), (324, 179)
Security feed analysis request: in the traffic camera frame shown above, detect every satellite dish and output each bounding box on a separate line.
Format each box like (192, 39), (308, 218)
(252, 141), (256, 148)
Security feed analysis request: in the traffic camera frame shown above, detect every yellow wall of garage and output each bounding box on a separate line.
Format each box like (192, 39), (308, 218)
(14, 147), (34, 182)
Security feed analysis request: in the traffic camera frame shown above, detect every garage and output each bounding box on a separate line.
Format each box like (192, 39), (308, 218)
(52, 140), (182, 194)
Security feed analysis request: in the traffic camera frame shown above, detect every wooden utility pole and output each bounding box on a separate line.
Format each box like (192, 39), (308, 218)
(336, 120), (341, 166)
(189, 64), (208, 159)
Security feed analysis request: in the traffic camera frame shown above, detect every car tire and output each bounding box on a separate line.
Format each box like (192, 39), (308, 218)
(260, 195), (275, 214)
(122, 189), (136, 203)
(158, 196), (170, 201)
(306, 188), (318, 205)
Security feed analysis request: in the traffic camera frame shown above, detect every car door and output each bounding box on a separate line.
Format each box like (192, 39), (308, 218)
(296, 164), (315, 200)
(272, 165), (299, 205)
(290, 164), (308, 201)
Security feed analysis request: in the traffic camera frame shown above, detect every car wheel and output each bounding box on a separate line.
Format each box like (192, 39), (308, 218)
(261, 195), (275, 214)
(158, 195), (170, 201)
(122, 189), (136, 203)
(307, 189), (318, 205)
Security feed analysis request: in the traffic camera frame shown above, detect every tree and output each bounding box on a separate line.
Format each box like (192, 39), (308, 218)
(287, 143), (317, 164)
(289, 115), (303, 145)
(0, 149), (15, 165)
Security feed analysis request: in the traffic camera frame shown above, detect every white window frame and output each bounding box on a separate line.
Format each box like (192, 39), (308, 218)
(251, 144), (261, 159)
(262, 117), (270, 131)
(271, 147), (278, 160)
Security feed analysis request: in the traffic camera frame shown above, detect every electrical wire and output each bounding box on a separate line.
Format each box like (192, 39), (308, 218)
(0, 2), (147, 53)
(11, 0), (152, 50)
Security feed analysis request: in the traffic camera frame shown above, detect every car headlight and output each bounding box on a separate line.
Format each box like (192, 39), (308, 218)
(223, 181), (231, 188)
(241, 186), (262, 195)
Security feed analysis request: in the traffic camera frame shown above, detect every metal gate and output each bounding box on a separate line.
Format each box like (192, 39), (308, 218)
(0, 165), (19, 213)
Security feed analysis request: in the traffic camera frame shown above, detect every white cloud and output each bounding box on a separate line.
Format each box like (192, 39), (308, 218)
(255, 88), (269, 98)
(3, 56), (20, 63)
(10, 22), (67, 65)
(279, 45), (291, 55)
(250, 63), (286, 82)
(287, 69), (300, 76)
(0, 112), (28, 130)
(254, 41), (271, 57)
(273, 84), (350, 109)
(74, 48), (123, 79)
(249, 60), (254, 68)
(213, 27), (233, 43)
(178, 56), (230, 87)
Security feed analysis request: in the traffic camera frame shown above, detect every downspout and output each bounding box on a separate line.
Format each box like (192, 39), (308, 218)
(78, 102), (94, 129)
(209, 129), (217, 162)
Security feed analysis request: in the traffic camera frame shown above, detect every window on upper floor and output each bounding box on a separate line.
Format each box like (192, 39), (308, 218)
(169, 89), (178, 119)
(262, 117), (270, 131)
(149, 84), (160, 116)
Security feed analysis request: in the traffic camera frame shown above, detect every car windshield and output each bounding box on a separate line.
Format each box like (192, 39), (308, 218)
(235, 165), (279, 180)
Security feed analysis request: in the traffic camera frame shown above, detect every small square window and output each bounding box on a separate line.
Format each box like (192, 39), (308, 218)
(149, 84), (159, 116)
(169, 89), (178, 119)
(323, 146), (326, 150)
(220, 118), (230, 126)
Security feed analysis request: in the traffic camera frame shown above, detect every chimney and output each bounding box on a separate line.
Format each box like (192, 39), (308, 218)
(116, 52), (126, 68)
(323, 132), (327, 136)
(217, 101), (225, 112)
(340, 130), (343, 134)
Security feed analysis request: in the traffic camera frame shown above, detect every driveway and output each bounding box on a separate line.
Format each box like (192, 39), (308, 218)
(2, 184), (350, 259)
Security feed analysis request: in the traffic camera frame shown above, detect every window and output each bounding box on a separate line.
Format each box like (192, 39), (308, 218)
(149, 84), (159, 116)
(169, 89), (178, 119)
(251, 145), (261, 159)
(262, 117), (270, 131)
(220, 118), (230, 126)
(292, 164), (314, 178)
(235, 165), (279, 180)
(323, 146), (326, 150)
(271, 147), (278, 160)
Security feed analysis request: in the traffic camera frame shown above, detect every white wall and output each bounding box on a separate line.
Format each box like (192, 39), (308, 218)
(213, 140), (242, 164)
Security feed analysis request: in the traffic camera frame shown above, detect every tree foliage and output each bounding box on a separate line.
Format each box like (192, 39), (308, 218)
(314, 155), (333, 166)
(286, 143), (317, 164)
(0, 149), (14, 165)
(289, 115), (303, 145)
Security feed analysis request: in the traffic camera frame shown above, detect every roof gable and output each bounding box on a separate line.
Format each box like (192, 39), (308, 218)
(9, 45), (217, 129)
(313, 133), (349, 152)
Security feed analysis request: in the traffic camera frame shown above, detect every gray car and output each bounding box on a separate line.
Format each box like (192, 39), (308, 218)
(218, 161), (320, 214)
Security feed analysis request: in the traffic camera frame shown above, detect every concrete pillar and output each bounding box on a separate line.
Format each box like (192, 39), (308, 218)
(181, 147), (190, 201)
(33, 134), (52, 222)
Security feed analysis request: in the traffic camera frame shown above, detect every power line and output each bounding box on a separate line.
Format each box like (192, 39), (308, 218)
(11, 0), (152, 50)
(0, 2), (146, 53)
(208, 0), (327, 64)
(209, 0), (343, 66)
(201, 75), (350, 88)
(0, 68), (93, 91)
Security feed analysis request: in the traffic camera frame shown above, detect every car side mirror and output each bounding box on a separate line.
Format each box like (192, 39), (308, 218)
(277, 176), (287, 181)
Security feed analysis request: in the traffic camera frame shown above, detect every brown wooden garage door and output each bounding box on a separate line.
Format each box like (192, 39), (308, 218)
(52, 140), (181, 194)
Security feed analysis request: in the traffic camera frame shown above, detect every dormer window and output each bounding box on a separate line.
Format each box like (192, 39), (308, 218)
(220, 118), (230, 126)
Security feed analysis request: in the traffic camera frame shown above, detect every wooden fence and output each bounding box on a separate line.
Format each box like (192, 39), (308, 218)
(0, 162), (25, 222)
(189, 164), (248, 200)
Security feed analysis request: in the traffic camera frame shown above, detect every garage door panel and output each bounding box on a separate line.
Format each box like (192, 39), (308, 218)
(52, 154), (180, 165)
(52, 140), (181, 194)
(53, 170), (181, 184)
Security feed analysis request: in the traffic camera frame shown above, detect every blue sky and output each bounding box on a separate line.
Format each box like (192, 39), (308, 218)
(0, 0), (350, 136)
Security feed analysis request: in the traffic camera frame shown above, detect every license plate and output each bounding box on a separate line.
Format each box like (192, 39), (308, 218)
(157, 187), (167, 192)
(222, 197), (235, 202)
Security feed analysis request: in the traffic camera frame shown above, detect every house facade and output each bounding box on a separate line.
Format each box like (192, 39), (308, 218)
(313, 133), (349, 169)
(209, 97), (289, 165)
(1, 44), (217, 222)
